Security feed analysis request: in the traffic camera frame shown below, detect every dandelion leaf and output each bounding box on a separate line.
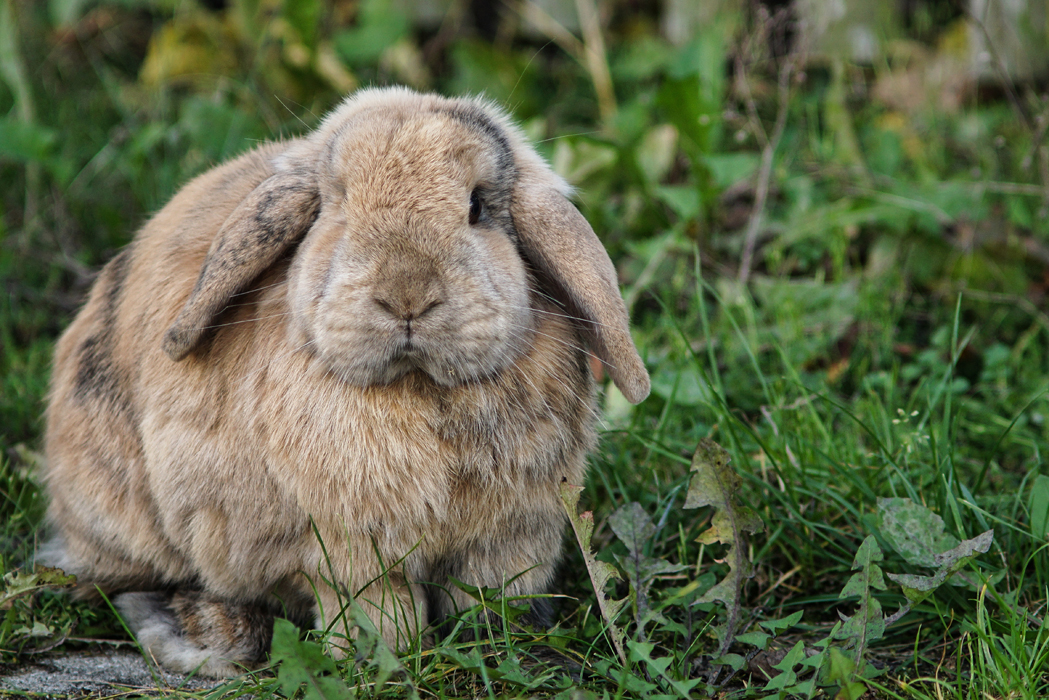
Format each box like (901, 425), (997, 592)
(684, 439), (762, 661)
(834, 536), (887, 659)
(271, 618), (349, 700)
(876, 497), (959, 567)
(559, 480), (628, 664)
(1, 565), (76, 609)
(686, 439), (762, 609)
(887, 529), (993, 605)
(609, 502), (684, 633)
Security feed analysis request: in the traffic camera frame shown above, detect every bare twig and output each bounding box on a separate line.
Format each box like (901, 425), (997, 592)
(737, 6), (802, 284)
(508, 0), (616, 123)
(964, 3), (1033, 130)
(573, 0), (616, 122)
(965, 2), (1049, 214)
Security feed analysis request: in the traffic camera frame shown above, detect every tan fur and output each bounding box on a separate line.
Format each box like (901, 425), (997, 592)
(42, 87), (649, 676)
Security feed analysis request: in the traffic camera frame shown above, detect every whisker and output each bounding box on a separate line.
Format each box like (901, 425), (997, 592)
(503, 303), (611, 329)
(196, 311), (295, 331)
(504, 328), (603, 428)
(504, 349), (559, 425)
(535, 130), (600, 144)
(528, 286), (568, 310)
(508, 322), (613, 370)
(230, 280), (287, 298)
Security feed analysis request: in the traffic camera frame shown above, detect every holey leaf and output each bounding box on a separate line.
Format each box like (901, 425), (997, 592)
(887, 529), (993, 608)
(1, 565), (76, 609)
(559, 480), (628, 665)
(685, 439), (763, 657)
(877, 497), (959, 567)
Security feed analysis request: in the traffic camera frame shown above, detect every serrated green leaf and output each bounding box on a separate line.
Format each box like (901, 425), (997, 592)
(833, 536), (887, 673)
(627, 639), (704, 698)
(1, 565), (76, 608)
(759, 610), (804, 634)
(559, 480), (627, 665)
(774, 640), (807, 672)
(712, 652), (747, 671)
(271, 619), (349, 700)
(609, 502), (684, 638)
(685, 439), (762, 658)
(735, 630), (771, 649)
(609, 502), (657, 553)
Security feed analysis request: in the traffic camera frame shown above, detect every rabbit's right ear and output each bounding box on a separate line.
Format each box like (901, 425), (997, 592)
(162, 168), (320, 361)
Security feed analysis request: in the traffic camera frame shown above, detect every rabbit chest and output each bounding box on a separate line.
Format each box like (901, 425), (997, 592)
(258, 307), (598, 556)
(140, 289), (597, 579)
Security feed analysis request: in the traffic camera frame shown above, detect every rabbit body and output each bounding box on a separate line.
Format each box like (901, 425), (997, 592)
(42, 88), (648, 676)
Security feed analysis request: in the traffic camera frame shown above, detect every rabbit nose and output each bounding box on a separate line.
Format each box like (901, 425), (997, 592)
(371, 255), (446, 322)
(373, 295), (442, 322)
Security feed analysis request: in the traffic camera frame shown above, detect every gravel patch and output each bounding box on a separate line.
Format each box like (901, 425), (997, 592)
(0, 648), (221, 697)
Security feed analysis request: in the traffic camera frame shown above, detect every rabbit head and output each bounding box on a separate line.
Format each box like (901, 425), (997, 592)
(161, 87), (650, 402)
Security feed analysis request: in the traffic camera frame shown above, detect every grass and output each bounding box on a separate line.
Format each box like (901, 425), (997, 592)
(2, 0), (1049, 698)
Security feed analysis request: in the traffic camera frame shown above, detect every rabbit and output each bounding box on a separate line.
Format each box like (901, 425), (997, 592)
(40, 86), (649, 677)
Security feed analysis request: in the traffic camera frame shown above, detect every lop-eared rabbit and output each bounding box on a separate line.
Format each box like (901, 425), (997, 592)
(42, 87), (649, 677)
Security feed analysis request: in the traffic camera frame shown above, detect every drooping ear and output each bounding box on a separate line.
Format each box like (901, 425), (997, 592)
(512, 180), (650, 404)
(162, 168), (321, 361)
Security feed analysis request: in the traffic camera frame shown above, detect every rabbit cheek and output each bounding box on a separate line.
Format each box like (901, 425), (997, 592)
(286, 222), (347, 351)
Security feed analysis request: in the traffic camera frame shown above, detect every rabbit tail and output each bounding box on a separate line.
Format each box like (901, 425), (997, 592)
(116, 591), (276, 677)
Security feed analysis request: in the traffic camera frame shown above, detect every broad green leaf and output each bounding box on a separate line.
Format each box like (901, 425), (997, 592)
(654, 185), (702, 221)
(712, 652), (746, 671)
(0, 116), (56, 162)
(705, 153), (759, 188)
(734, 630), (770, 649)
(886, 529), (993, 606)
(827, 647), (866, 700)
(636, 124), (678, 185)
(649, 367), (715, 407)
(333, 0), (410, 66)
(877, 497), (959, 567)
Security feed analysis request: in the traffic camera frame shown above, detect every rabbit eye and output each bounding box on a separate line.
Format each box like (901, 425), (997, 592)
(468, 189), (483, 225)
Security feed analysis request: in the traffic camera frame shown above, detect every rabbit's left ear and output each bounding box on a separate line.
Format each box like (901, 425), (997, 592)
(512, 180), (650, 404)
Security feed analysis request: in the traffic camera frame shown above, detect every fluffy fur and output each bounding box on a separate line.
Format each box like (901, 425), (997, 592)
(42, 87), (649, 676)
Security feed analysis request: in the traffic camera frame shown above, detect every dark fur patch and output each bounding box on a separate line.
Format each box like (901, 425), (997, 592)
(439, 104), (518, 239)
(171, 590), (275, 663)
(73, 248), (134, 417)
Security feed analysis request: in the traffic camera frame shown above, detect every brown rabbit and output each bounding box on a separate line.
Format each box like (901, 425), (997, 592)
(41, 87), (649, 677)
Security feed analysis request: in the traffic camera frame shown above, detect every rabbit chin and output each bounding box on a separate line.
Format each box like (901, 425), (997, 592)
(314, 331), (533, 389)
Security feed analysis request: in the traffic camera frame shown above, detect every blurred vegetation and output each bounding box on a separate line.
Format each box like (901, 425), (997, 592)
(3, 0), (1049, 697)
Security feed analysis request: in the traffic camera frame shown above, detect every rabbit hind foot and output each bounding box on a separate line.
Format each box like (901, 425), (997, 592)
(115, 590), (275, 678)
